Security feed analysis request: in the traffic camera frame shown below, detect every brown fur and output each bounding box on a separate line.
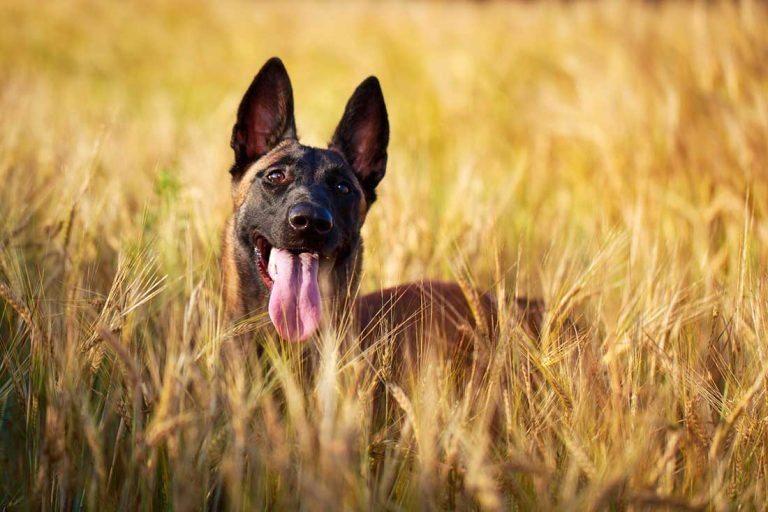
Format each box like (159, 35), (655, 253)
(354, 281), (545, 383)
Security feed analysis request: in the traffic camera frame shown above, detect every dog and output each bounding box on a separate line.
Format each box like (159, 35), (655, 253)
(221, 57), (545, 368)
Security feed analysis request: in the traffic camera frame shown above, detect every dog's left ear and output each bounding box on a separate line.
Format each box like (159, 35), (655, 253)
(330, 77), (389, 205)
(230, 57), (297, 177)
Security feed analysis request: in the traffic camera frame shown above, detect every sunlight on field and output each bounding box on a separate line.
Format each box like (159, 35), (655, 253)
(1, 0), (767, 509)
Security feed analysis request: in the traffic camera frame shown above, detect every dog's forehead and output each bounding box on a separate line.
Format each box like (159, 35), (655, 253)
(295, 145), (348, 173)
(258, 142), (348, 173)
(279, 145), (354, 185)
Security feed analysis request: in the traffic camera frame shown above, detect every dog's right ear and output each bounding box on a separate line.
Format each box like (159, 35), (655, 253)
(230, 57), (296, 178)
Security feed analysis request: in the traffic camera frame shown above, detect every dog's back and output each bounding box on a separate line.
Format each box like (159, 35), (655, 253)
(354, 281), (546, 382)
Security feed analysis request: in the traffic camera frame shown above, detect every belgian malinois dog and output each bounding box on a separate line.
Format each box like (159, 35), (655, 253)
(222, 57), (544, 368)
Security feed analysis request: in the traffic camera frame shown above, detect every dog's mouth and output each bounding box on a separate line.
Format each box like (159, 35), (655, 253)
(253, 234), (322, 342)
(254, 236), (274, 289)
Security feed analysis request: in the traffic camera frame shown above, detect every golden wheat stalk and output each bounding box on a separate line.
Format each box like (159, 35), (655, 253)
(709, 367), (768, 461)
(0, 281), (46, 351)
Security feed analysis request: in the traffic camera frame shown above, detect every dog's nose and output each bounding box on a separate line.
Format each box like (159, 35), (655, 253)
(288, 203), (333, 235)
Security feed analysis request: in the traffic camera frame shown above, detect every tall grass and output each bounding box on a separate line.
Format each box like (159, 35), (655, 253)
(1, 0), (767, 509)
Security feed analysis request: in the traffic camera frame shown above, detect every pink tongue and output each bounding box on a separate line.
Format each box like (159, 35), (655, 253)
(267, 249), (321, 342)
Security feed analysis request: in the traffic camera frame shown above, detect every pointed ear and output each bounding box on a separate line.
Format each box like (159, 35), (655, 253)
(329, 77), (389, 205)
(230, 57), (296, 177)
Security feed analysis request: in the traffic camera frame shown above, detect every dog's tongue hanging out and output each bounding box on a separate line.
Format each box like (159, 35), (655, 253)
(267, 249), (321, 342)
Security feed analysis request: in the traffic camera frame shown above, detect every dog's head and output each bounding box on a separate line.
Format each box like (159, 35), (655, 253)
(229, 57), (388, 342)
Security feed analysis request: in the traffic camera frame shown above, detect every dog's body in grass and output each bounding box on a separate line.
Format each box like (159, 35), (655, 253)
(221, 57), (545, 369)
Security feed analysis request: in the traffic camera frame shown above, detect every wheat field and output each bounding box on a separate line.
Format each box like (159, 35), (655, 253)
(1, 0), (767, 509)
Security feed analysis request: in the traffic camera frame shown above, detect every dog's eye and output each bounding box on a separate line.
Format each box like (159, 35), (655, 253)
(336, 181), (351, 195)
(265, 169), (287, 184)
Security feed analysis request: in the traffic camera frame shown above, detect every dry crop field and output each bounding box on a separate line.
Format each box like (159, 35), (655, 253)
(1, 0), (767, 509)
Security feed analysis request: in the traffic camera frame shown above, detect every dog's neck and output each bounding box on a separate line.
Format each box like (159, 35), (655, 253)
(324, 239), (364, 322)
